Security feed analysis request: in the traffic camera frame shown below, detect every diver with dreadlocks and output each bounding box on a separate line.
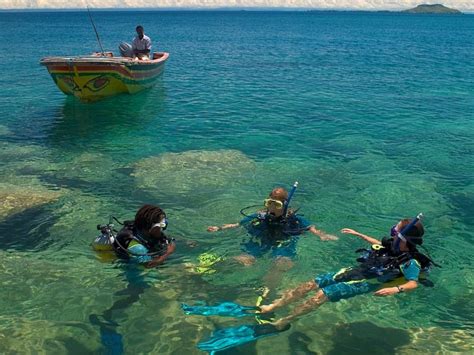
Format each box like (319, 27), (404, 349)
(90, 204), (176, 354)
(207, 182), (338, 269)
(258, 214), (439, 329)
(94, 204), (176, 267)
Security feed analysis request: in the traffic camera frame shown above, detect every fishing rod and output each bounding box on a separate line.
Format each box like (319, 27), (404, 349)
(86, 5), (105, 56)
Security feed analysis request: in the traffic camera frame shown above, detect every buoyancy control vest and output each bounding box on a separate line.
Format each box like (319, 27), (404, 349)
(250, 210), (309, 236)
(356, 237), (433, 277)
(113, 220), (172, 259)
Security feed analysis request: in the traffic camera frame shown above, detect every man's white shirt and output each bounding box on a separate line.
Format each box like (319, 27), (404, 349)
(132, 35), (152, 51)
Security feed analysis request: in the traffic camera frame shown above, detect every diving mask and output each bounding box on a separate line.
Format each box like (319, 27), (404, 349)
(391, 221), (423, 246)
(151, 218), (168, 231)
(264, 198), (284, 210)
(390, 225), (398, 237)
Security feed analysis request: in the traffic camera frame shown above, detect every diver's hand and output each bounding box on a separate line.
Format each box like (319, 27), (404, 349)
(147, 257), (165, 268)
(308, 226), (338, 241)
(146, 242), (176, 268)
(340, 228), (360, 236)
(167, 242), (176, 254)
(208, 223), (239, 232)
(341, 228), (381, 245)
(374, 287), (399, 297)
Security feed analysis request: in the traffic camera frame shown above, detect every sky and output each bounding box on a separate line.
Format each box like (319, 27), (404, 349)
(1, 1), (472, 11)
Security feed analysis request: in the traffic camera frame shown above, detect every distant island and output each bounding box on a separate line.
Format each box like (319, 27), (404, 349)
(402, 4), (462, 14)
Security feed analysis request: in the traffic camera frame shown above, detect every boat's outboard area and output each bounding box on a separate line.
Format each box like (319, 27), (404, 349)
(119, 42), (133, 58)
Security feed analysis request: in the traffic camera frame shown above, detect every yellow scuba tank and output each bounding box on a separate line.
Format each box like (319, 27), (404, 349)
(92, 223), (117, 262)
(92, 223), (115, 251)
(92, 234), (114, 251)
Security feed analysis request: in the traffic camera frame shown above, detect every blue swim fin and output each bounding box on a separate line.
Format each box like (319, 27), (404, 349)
(181, 301), (259, 317)
(197, 323), (290, 352)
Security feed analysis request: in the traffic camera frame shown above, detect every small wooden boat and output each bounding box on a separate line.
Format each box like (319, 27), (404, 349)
(40, 52), (169, 102)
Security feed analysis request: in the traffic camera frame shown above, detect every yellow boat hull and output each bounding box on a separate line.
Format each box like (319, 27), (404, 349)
(40, 52), (169, 102)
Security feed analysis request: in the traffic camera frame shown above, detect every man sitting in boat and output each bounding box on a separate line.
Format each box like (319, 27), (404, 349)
(119, 25), (152, 60)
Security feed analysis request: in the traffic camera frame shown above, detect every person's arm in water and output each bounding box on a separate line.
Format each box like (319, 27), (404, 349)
(308, 225), (339, 241)
(207, 212), (260, 232)
(374, 280), (418, 296)
(375, 258), (420, 296)
(293, 215), (338, 241)
(340, 228), (381, 245)
(146, 241), (176, 268)
(207, 223), (239, 232)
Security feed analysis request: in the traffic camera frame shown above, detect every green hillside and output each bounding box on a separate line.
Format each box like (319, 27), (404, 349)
(402, 4), (462, 14)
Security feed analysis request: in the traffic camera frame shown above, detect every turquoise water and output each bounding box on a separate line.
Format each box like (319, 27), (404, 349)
(0, 10), (473, 353)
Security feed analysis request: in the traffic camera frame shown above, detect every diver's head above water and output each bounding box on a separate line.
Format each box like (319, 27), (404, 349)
(391, 218), (424, 252)
(134, 204), (168, 241)
(264, 187), (289, 217)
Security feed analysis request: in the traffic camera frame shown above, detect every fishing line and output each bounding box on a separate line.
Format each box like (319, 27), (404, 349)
(86, 4), (105, 56)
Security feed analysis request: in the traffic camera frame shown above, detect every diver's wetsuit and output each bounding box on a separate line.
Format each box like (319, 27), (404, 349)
(239, 212), (311, 259)
(113, 223), (172, 264)
(315, 237), (432, 301)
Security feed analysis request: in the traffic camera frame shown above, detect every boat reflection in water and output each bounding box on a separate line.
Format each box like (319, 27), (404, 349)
(46, 84), (167, 149)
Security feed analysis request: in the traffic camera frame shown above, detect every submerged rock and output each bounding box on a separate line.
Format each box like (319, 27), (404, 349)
(132, 149), (256, 197)
(0, 142), (58, 179)
(53, 151), (119, 184)
(0, 182), (62, 220)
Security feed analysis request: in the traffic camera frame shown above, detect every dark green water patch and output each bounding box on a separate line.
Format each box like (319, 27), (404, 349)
(327, 321), (411, 354)
(288, 331), (318, 354)
(0, 205), (60, 251)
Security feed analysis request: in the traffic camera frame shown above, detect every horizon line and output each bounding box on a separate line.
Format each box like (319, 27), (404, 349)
(0, 7), (472, 13)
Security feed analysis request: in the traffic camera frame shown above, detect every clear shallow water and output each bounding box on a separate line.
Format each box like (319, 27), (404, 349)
(0, 10), (473, 354)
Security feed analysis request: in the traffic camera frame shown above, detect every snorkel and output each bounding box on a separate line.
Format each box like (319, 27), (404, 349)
(393, 213), (423, 253)
(282, 181), (298, 217)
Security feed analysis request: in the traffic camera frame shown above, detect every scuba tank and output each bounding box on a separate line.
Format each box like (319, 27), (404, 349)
(92, 219), (116, 252)
(93, 216), (174, 257)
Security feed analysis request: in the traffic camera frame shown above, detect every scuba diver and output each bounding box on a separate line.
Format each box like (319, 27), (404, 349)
(178, 183), (338, 352)
(90, 204), (176, 354)
(258, 214), (439, 330)
(207, 182), (338, 266)
(93, 204), (176, 267)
